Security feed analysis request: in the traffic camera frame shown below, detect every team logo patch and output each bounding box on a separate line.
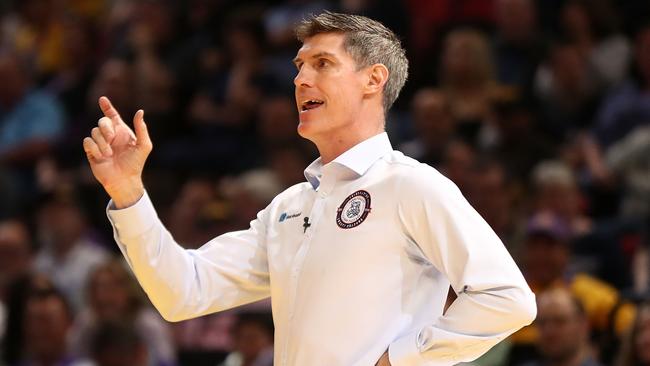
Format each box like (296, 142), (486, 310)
(336, 190), (372, 229)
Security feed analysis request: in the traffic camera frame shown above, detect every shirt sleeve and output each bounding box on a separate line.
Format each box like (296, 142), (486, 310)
(388, 166), (537, 366)
(107, 191), (271, 322)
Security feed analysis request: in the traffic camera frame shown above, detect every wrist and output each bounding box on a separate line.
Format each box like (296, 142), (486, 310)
(106, 179), (145, 209)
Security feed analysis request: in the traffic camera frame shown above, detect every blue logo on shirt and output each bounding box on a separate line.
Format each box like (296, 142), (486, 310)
(279, 212), (301, 222)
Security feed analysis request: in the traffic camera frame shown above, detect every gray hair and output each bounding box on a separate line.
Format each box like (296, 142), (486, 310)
(532, 160), (576, 189)
(295, 11), (408, 114)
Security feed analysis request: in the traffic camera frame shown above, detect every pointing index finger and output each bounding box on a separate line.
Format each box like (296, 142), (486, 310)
(98, 96), (122, 125)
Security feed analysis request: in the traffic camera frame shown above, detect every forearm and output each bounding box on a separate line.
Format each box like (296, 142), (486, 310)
(389, 286), (536, 365)
(108, 193), (202, 321)
(107, 191), (271, 321)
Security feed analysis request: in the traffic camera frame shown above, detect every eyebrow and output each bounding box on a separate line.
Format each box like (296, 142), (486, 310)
(292, 51), (339, 66)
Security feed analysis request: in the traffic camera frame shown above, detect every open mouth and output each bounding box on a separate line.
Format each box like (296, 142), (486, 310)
(301, 99), (324, 112)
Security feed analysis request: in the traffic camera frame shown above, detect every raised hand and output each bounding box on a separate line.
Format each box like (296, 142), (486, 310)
(83, 96), (153, 208)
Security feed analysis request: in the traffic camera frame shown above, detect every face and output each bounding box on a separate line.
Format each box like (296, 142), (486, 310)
(537, 183), (580, 218)
(411, 89), (453, 143)
(90, 270), (131, 320)
(38, 201), (85, 249)
(293, 33), (368, 142)
(0, 221), (31, 285)
(536, 291), (587, 362)
(24, 296), (71, 359)
(523, 235), (568, 288)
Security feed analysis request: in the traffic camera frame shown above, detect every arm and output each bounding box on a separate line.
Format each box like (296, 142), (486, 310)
(108, 192), (270, 321)
(83, 97), (270, 321)
(388, 168), (537, 366)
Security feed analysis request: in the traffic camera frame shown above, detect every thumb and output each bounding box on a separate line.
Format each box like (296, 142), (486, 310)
(133, 109), (152, 152)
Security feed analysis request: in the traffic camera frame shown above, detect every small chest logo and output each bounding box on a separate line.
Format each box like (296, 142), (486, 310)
(336, 190), (372, 229)
(279, 212), (301, 222)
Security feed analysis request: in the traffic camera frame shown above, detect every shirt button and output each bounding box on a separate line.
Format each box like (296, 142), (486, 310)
(319, 191), (328, 198)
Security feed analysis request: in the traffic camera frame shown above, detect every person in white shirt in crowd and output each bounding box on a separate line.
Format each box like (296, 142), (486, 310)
(83, 11), (536, 366)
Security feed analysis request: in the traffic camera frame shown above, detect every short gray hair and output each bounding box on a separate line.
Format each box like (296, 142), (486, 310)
(295, 11), (408, 114)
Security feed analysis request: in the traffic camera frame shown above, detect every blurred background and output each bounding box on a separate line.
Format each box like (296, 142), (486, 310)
(0, 0), (648, 365)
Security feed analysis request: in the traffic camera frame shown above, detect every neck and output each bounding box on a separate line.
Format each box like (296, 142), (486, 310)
(316, 125), (384, 164)
(313, 108), (385, 164)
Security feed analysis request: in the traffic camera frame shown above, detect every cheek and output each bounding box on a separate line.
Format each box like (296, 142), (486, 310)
(330, 74), (363, 104)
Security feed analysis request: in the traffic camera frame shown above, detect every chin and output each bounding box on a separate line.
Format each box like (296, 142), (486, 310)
(297, 117), (319, 139)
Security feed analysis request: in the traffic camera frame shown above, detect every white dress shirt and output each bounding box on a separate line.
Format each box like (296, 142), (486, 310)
(107, 132), (536, 366)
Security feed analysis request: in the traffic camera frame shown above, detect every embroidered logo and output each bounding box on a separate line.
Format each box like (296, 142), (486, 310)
(279, 212), (301, 222)
(336, 190), (372, 229)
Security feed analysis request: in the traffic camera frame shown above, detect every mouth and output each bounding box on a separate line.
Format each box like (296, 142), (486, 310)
(300, 99), (324, 112)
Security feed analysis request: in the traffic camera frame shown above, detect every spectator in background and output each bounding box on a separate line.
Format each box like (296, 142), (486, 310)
(487, 98), (554, 179)
(439, 28), (512, 146)
(594, 23), (650, 148)
(492, 0), (546, 90)
(512, 211), (635, 364)
(19, 288), (90, 366)
(2, 273), (56, 365)
(126, 0), (181, 147)
(90, 321), (149, 366)
(467, 160), (521, 252)
(519, 288), (603, 366)
(165, 178), (220, 250)
(263, 0), (331, 85)
(438, 139), (477, 195)
(399, 88), (455, 166)
(531, 160), (589, 236)
(70, 260), (176, 366)
(0, 0), (65, 81)
(0, 219), (32, 357)
(559, 0), (630, 88)
(583, 126), (650, 221)
(0, 51), (65, 163)
(86, 58), (136, 126)
(256, 94), (303, 150)
(532, 159), (632, 288)
(617, 300), (650, 366)
(34, 191), (109, 311)
(219, 312), (274, 366)
(0, 220), (32, 300)
(45, 18), (99, 149)
(533, 40), (602, 141)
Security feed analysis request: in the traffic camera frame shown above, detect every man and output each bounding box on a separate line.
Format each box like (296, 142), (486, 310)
(519, 288), (603, 366)
(90, 321), (149, 366)
(20, 289), (91, 366)
(83, 12), (536, 366)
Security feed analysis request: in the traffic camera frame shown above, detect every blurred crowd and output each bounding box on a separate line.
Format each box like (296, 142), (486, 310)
(0, 0), (648, 365)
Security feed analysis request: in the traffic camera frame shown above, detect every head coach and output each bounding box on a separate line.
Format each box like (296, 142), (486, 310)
(83, 11), (536, 366)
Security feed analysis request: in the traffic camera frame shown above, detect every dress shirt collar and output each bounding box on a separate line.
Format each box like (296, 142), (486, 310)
(304, 132), (393, 190)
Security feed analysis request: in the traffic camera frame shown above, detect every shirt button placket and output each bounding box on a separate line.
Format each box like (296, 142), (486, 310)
(282, 178), (333, 365)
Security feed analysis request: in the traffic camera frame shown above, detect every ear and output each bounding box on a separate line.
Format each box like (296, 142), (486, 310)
(363, 63), (389, 97)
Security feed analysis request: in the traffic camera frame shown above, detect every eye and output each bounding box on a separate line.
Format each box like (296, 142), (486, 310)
(317, 59), (329, 68)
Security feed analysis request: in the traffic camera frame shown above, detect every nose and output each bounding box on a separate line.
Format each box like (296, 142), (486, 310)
(293, 65), (313, 88)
